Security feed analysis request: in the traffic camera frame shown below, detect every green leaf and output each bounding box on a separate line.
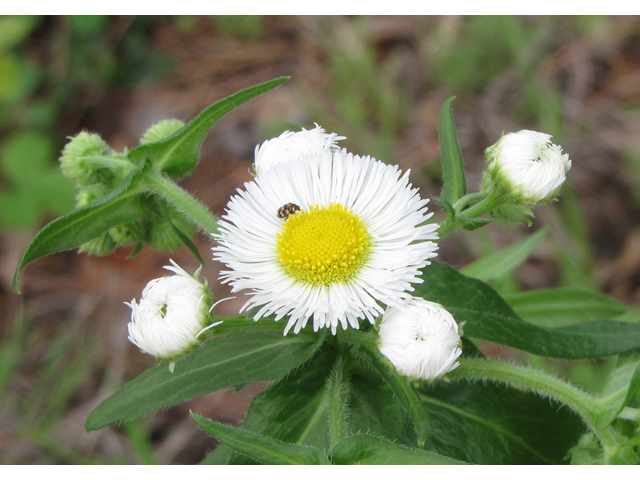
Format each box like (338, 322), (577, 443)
(504, 288), (626, 328)
(419, 379), (585, 464)
(330, 434), (467, 465)
(461, 227), (547, 281)
(85, 329), (324, 431)
(415, 262), (640, 359)
(594, 355), (640, 429)
(169, 217), (204, 265)
(13, 166), (146, 293)
(128, 77), (289, 177)
(438, 96), (466, 205)
(191, 413), (332, 465)
(217, 343), (411, 465)
(350, 337), (431, 448)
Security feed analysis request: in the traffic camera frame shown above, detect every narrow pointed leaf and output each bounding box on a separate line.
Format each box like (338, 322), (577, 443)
(438, 97), (466, 205)
(86, 329), (324, 431)
(461, 227), (547, 281)
(13, 166), (146, 292)
(330, 434), (467, 465)
(416, 262), (640, 358)
(504, 288), (626, 327)
(191, 413), (332, 465)
(128, 77), (289, 177)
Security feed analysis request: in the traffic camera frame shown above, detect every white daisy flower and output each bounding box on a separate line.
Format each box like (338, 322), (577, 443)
(378, 298), (462, 380)
(213, 149), (439, 335)
(485, 130), (571, 204)
(126, 260), (221, 372)
(253, 124), (346, 176)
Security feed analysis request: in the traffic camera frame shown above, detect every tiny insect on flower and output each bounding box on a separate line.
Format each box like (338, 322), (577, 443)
(213, 147), (439, 335)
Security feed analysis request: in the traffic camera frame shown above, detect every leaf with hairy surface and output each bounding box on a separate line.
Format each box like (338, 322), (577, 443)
(86, 329), (324, 431)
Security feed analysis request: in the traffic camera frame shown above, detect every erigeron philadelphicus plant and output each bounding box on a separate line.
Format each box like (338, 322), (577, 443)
(13, 79), (640, 465)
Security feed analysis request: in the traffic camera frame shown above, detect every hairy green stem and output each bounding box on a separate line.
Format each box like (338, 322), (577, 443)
(327, 357), (350, 448)
(145, 172), (219, 235)
(447, 358), (623, 462)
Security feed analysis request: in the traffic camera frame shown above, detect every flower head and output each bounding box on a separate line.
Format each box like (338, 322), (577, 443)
(213, 149), (439, 335)
(485, 130), (571, 204)
(378, 298), (462, 380)
(126, 260), (219, 371)
(253, 124), (345, 176)
(59, 131), (113, 186)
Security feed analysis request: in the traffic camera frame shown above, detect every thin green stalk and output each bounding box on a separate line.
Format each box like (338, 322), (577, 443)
(459, 192), (504, 220)
(438, 192), (505, 238)
(145, 172), (219, 235)
(83, 155), (134, 171)
(452, 192), (486, 212)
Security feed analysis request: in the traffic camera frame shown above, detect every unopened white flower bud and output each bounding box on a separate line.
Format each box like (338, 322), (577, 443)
(126, 260), (220, 372)
(485, 130), (571, 204)
(253, 124), (345, 176)
(378, 298), (462, 380)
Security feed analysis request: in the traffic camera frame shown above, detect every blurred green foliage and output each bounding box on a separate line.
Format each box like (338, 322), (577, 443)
(0, 15), (174, 231)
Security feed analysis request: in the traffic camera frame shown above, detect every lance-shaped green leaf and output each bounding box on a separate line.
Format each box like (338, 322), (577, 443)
(461, 227), (547, 281)
(191, 413), (331, 465)
(86, 329), (324, 431)
(330, 434), (467, 465)
(594, 355), (640, 429)
(129, 77), (289, 177)
(438, 97), (466, 206)
(504, 288), (626, 328)
(419, 379), (585, 464)
(415, 262), (640, 359)
(13, 166), (146, 293)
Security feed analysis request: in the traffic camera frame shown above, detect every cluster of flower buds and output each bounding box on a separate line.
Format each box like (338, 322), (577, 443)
(60, 119), (194, 255)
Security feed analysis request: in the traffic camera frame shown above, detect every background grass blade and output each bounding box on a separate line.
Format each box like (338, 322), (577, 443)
(504, 288), (627, 327)
(461, 227), (548, 281)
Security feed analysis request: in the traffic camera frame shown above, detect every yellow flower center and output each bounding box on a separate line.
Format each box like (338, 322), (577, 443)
(276, 203), (370, 286)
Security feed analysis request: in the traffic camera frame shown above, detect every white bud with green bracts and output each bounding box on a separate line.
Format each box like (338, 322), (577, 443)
(126, 260), (221, 372)
(253, 124), (346, 176)
(485, 130), (571, 204)
(378, 298), (462, 381)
